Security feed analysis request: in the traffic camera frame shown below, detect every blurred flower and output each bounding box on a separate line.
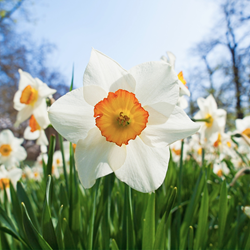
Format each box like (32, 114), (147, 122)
(213, 161), (230, 178)
(170, 140), (188, 163)
(194, 95), (226, 142)
(24, 115), (49, 146)
(49, 49), (199, 193)
(13, 69), (56, 127)
(0, 165), (22, 201)
(161, 51), (190, 97)
(0, 130), (27, 168)
(235, 116), (250, 147)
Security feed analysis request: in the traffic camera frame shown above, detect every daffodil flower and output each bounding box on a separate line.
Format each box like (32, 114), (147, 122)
(0, 165), (22, 201)
(13, 69), (56, 127)
(213, 161), (230, 179)
(161, 51), (190, 97)
(48, 49), (199, 193)
(194, 94), (226, 142)
(170, 140), (188, 163)
(0, 130), (27, 168)
(235, 116), (250, 146)
(24, 114), (49, 146)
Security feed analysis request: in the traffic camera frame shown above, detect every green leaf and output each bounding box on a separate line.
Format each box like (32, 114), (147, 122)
(16, 181), (40, 231)
(187, 226), (193, 250)
(142, 192), (155, 250)
(59, 134), (69, 192)
(180, 171), (205, 249)
(21, 203), (52, 250)
(218, 180), (228, 249)
(121, 185), (135, 250)
(55, 205), (64, 250)
(41, 175), (59, 249)
(70, 65), (74, 91)
(9, 181), (25, 239)
(88, 180), (100, 250)
(110, 239), (119, 250)
(62, 218), (76, 250)
(153, 187), (177, 250)
(194, 183), (209, 250)
(0, 206), (19, 238)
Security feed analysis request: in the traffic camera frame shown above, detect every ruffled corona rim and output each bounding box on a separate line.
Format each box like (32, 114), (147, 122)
(94, 89), (149, 146)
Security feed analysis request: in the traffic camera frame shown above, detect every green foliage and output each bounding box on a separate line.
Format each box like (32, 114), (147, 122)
(0, 140), (250, 249)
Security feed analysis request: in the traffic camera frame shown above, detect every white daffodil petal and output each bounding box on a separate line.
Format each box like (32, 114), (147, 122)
(178, 96), (188, 110)
(197, 97), (206, 113)
(207, 94), (217, 111)
(204, 122), (220, 139)
(18, 69), (35, 90)
(75, 127), (113, 189)
(83, 85), (107, 106)
(216, 109), (227, 128)
(48, 88), (95, 144)
(109, 73), (136, 93)
(129, 61), (179, 106)
(166, 51), (176, 68)
(83, 49), (135, 93)
(9, 168), (22, 184)
(24, 127), (40, 140)
(179, 81), (190, 97)
(0, 130), (14, 144)
(144, 102), (175, 125)
(115, 137), (170, 193)
(141, 106), (200, 148)
(15, 106), (33, 127)
(235, 119), (245, 131)
(36, 80), (57, 97)
(160, 55), (168, 62)
(36, 130), (48, 146)
(33, 100), (50, 128)
(12, 146), (27, 162)
(13, 91), (25, 111)
(108, 144), (126, 171)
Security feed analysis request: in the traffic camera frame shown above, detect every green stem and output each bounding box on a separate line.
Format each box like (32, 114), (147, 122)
(191, 118), (210, 122)
(88, 179), (100, 250)
(177, 139), (184, 249)
(59, 135), (69, 193)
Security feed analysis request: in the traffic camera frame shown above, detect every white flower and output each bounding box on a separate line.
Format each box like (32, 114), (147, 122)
(13, 69), (56, 127)
(48, 49), (199, 193)
(213, 161), (230, 178)
(194, 94), (227, 142)
(0, 130), (27, 168)
(24, 114), (49, 146)
(170, 140), (188, 163)
(235, 116), (250, 146)
(0, 165), (22, 201)
(161, 51), (190, 97)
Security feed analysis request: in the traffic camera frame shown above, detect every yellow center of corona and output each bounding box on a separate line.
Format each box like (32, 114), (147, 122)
(20, 85), (38, 106)
(172, 147), (181, 156)
(0, 178), (10, 190)
(0, 144), (12, 156)
(177, 71), (187, 87)
(205, 114), (214, 128)
(94, 89), (149, 146)
(29, 115), (41, 132)
(242, 128), (250, 138)
(213, 133), (222, 148)
(217, 169), (223, 177)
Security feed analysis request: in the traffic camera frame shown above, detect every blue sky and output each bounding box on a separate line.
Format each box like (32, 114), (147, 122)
(18, 0), (219, 88)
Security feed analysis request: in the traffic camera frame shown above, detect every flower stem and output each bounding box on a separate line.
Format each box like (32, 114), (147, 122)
(177, 139), (184, 249)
